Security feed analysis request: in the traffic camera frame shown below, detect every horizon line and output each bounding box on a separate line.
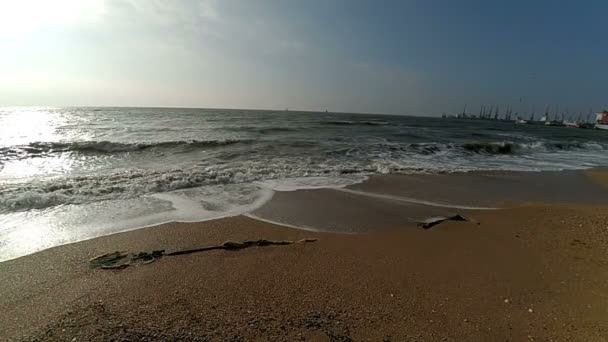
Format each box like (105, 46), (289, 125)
(0, 104), (435, 117)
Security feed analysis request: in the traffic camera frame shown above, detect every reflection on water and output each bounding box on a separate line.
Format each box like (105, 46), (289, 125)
(1, 154), (77, 180)
(0, 209), (70, 260)
(0, 107), (78, 180)
(0, 107), (64, 146)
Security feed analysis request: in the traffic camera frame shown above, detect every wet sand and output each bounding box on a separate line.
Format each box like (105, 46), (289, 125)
(1, 170), (608, 341)
(250, 169), (608, 232)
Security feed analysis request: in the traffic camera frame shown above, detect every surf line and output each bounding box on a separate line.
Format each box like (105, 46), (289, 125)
(333, 188), (500, 210)
(243, 213), (322, 232)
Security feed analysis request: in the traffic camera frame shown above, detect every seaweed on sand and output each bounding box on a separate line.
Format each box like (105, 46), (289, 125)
(88, 238), (318, 270)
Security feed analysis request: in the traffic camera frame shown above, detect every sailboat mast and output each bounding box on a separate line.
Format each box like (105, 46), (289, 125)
(530, 105), (536, 121)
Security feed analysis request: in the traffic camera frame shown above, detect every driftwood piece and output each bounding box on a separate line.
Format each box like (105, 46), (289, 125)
(419, 215), (468, 229)
(89, 251), (128, 268)
(89, 238), (318, 270)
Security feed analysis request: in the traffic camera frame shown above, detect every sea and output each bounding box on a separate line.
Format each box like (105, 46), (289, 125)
(2, 106), (608, 261)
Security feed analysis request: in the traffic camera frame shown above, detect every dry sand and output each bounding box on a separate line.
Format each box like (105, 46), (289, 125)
(1, 171), (608, 341)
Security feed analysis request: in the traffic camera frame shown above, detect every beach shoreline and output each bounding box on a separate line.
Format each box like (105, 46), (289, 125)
(4, 168), (608, 264)
(2, 170), (608, 341)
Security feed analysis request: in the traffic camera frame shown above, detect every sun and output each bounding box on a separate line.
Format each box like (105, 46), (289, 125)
(0, 0), (104, 37)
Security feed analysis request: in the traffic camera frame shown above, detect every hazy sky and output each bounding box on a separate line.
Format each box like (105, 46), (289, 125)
(1, 0), (606, 115)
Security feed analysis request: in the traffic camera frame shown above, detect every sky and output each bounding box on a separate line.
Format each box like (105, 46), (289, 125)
(0, 0), (606, 116)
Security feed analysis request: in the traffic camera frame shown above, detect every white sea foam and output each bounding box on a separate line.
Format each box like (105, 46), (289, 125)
(0, 183), (275, 262)
(0, 175), (376, 261)
(257, 175), (368, 192)
(243, 213), (322, 232)
(335, 188), (500, 210)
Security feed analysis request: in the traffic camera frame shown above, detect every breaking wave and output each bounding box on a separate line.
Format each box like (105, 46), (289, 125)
(0, 166), (370, 212)
(394, 141), (607, 156)
(1, 138), (607, 212)
(460, 141), (605, 155)
(0, 139), (249, 161)
(3, 138), (604, 163)
(364, 140), (607, 157)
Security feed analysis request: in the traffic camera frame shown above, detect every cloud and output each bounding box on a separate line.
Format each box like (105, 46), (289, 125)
(0, 0), (104, 37)
(0, 0), (433, 113)
(198, 0), (219, 21)
(98, 0), (222, 44)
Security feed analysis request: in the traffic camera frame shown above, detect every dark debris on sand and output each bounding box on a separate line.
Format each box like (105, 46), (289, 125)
(89, 238), (318, 270)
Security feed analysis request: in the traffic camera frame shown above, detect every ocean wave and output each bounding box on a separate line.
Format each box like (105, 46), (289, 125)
(2, 138), (607, 212)
(257, 127), (295, 134)
(0, 166), (352, 212)
(395, 141), (607, 156)
(0, 161), (398, 212)
(0, 139), (248, 161)
(4, 138), (602, 163)
(313, 140), (607, 158)
(321, 120), (390, 126)
(460, 141), (606, 155)
(462, 142), (517, 154)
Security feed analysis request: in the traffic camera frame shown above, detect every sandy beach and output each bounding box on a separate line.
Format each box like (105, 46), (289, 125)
(4, 1), (608, 340)
(2, 170), (608, 341)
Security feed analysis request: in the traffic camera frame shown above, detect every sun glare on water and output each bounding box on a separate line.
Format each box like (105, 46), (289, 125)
(0, 108), (77, 180)
(0, 107), (58, 146)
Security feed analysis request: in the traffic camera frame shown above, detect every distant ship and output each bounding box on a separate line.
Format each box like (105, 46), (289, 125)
(544, 113), (564, 126)
(526, 120), (546, 125)
(446, 104), (599, 129)
(524, 112), (547, 125)
(564, 113), (585, 128)
(595, 111), (608, 130)
(515, 118), (527, 124)
(544, 120), (564, 126)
